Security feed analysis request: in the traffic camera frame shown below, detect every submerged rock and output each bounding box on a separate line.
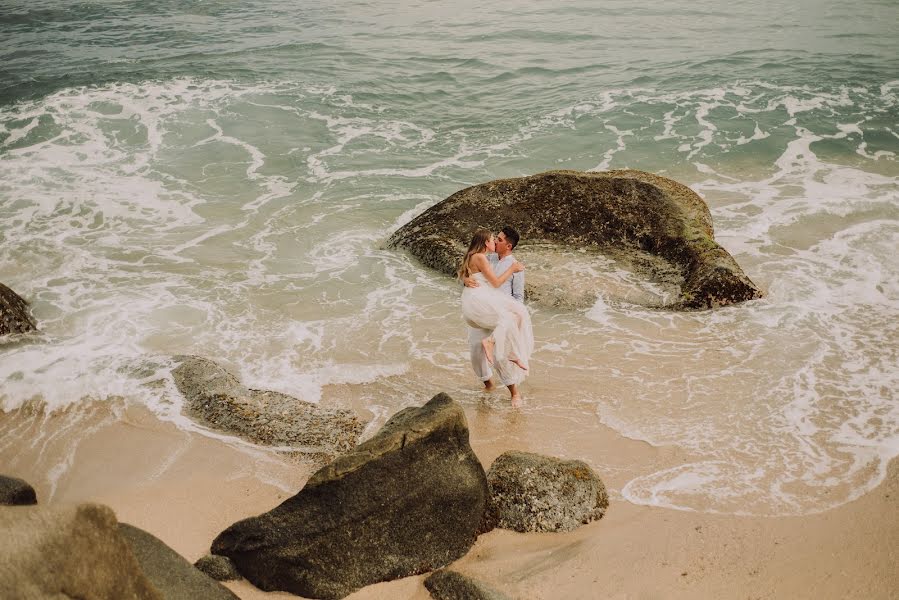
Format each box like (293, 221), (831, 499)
(0, 475), (37, 506)
(485, 451), (609, 533)
(387, 169), (763, 310)
(0, 503), (161, 600)
(424, 569), (513, 600)
(119, 524), (239, 600)
(0, 282), (37, 335)
(172, 355), (365, 455)
(211, 393), (488, 600)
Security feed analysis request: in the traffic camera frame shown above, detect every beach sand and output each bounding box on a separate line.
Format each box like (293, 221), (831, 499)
(1, 399), (896, 600)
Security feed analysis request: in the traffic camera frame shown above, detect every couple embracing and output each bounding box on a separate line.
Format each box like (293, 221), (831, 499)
(457, 226), (534, 408)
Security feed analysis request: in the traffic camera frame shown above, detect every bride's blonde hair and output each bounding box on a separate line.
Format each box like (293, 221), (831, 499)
(457, 228), (492, 280)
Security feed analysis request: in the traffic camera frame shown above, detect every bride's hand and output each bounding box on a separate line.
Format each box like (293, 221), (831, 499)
(511, 261), (525, 273)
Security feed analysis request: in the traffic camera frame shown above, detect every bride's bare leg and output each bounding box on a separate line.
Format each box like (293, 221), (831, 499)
(510, 354), (528, 371)
(481, 337), (495, 365)
(508, 384), (522, 408)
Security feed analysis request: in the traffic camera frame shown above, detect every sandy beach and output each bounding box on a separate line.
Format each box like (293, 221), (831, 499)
(2, 398), (895, 600)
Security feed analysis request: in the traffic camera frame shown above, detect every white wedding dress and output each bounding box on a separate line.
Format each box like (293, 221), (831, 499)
(461, 272), (534, 373)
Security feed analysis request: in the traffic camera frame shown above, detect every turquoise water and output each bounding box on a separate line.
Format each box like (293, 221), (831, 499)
(1, 0), (897, 515)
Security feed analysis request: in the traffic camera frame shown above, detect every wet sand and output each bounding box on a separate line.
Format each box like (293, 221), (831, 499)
(1, 399), (896, 600)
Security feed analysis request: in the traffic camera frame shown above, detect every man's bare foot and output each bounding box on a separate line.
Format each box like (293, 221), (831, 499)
(481, 337), (495, 365)
(510, 393), (523, 408)
(483, 379), (495, 390)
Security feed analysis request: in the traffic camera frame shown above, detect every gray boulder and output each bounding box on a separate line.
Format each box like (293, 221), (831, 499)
(119, 524), (239, 600)
(486, 451), (609, 533)
(0, 282), (37, 335)
(0, 475), (37, 506)
(194, 554), (242, 582)
(172, 355), (365, 455)
(387, 169), (763, 310)
(0, 503), (161, 600)
(211, 393), (488, 600)
(425, 569), (513, 600)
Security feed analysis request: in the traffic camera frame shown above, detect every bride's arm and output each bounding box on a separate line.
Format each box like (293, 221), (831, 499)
(472, 254), (524, 288)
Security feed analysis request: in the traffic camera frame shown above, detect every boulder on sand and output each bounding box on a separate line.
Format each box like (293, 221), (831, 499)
(424, 569), (513, 600)
(194, 554), (242, 582)
(485, 451), (609, 533)
(172, 355), (365, 455)
(211, 393), (488, 600)
(0, 503), (161, 600)
(387, 169), (763, 310)
(0, 282), (37, 335)
(0, 475), (37, 506)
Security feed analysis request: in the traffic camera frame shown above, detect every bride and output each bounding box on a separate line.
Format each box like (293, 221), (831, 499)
(458, 229), (534, 402)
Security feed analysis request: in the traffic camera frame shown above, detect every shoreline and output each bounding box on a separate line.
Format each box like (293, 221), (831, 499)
(1, 400), (896, 599)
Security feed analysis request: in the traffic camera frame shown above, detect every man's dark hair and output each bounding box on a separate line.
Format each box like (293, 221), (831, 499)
(501, 225), (520, 249)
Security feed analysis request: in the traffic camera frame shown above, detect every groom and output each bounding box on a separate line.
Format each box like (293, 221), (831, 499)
(464, 226), (525, 404)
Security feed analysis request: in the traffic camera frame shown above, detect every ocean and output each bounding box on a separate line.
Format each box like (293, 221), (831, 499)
(1, 0), (897, 516)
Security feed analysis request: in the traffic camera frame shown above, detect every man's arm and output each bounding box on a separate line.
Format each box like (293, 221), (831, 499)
(511, 269), (525, 302)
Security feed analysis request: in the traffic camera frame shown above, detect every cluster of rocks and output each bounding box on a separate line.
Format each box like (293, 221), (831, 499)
(388, 169), (763, 310)
(1, 394), (607, 599)
(0, 476), (239, 600)
(207, 393), (608, 599)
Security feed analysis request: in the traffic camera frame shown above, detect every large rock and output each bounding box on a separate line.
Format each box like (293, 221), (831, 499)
(211, 393), (488, 599)
(387, 170), (763, 310)
(0, 475), (37, 506)
(0, 282), (37, 335)
(0, 503), (161, 600)
(119, 523), (239, 600)
(485, 451), (609, 533)
(172, 355), (365, 455)
(424, 569), (513, 600)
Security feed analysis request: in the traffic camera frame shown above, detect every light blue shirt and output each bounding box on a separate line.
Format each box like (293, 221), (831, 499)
(489, 253), (524, 302)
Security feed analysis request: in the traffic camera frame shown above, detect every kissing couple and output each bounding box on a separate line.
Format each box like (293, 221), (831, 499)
(457, 226), (534, 408)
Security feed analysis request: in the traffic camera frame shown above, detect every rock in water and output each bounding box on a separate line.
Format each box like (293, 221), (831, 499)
(119, 524), (240, 600)
(387, 169), (763, 310)
(0, 475), (37, 506)
(0, 503), (161, 600)
(485, 451), (609, 533)
(424, 569), (513, 600)
(0, 282), (37, 335)
(212, 393), (488, 600)
(172, 355), (365, 455)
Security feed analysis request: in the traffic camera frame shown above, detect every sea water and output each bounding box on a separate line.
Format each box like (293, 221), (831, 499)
(1, 0), (897, 515)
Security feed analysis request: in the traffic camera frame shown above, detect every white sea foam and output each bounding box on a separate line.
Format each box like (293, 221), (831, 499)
(2, 75), (897, 516)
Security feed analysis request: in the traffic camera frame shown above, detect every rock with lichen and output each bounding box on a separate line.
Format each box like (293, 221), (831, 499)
(194, 554), (242, 582)
(424, 569), (513, 600)
(387, 169), (763, 310)
(171, 355), (365, 456)
(0, 282), (37, 335)
(485, 450), (608, 533)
